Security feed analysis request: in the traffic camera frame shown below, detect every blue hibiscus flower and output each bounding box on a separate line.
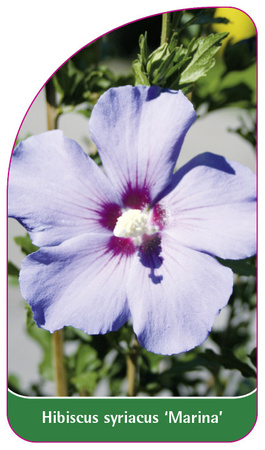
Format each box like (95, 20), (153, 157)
(8, 85), (256, 355)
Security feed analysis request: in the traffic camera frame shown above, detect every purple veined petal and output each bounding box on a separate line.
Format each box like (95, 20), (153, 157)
(127, 231), (233, 355)
(19, 233), (134, 334)
(159, 152), (256, 260)
(89, 85), (196, 207)
(8, 130), (122, 246)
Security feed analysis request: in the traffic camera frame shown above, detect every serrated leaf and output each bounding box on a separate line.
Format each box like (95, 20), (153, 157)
(179, 32), (228, 85)
(166, 52), (192, 84)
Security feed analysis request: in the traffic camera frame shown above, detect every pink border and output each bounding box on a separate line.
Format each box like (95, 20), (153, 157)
(6, 5), (259, 445)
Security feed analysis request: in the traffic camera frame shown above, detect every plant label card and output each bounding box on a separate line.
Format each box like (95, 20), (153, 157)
(7, 5), (257, 444)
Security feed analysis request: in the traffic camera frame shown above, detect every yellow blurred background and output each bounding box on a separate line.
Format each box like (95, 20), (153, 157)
(213, 8), (256, 45)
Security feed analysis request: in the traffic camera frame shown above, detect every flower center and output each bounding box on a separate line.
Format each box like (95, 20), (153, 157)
(113, 209), (157, 245)
(113, 209), (148, 238)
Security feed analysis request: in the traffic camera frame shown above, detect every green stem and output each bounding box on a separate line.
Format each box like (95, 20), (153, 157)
(45, 80), (67, 396)
(45, 79), (60, 130)
(171, 11), (183, 34)
(126, 337), (140, 396)
(53, 330), (68, 396)
(160, 13), (171, 45)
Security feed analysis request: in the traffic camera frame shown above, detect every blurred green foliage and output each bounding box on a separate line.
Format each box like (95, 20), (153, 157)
(8, 8), (257, 397)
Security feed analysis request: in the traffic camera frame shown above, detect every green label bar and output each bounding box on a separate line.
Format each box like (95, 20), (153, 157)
(8, 389), (257, 443)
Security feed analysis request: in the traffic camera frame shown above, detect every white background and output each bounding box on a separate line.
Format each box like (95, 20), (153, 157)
(1, 0), (264, 448)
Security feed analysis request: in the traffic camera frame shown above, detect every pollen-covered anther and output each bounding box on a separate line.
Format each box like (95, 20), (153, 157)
(113, 209), (157, 245)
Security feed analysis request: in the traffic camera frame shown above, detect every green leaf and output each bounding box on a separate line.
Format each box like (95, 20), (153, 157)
(14, 234), (38, 255)
(64, 326), (92, 343)
(165, 52), (192, 88)
(138, 32), (149, 66)
(25, 305), (54, 381)
(75, 344), (100, 374)
(71, 372), (98, 395)
(141, 350), (164, 372)
(8, 261), (19, 277)
(68, 343), (102, 395)
(248, 347), (257, 368)
(229, 117), (256, 148)
(193, 14), (229, 26)
(179, 32), (228, 85)
(53, 59), (85, 105)
(168, 31), (179, 52)
(132, 33), (151, 86)
(203, 349), (256, 378)
(217, 257), (256, 276)
(132, 30), (228, 91)
(8, 374), (22, 393)
(146, 43), (168, 77)
(194, 55), (256, 111)
(224, 38), (256, 72)
(52, 56), (119, 108)
(132, 60), (150, 86)
(8, 261), (19, 285)
(220, 63), (256, 101)
(152, 50), (177, 84)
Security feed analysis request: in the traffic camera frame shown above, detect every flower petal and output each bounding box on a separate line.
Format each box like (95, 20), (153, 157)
(89, 86), (196, 205)
(8, 130), (121, 246)
(19, 233), (132, 334)
(127, 232), (233, 355)
(160, 152), (256, 260)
